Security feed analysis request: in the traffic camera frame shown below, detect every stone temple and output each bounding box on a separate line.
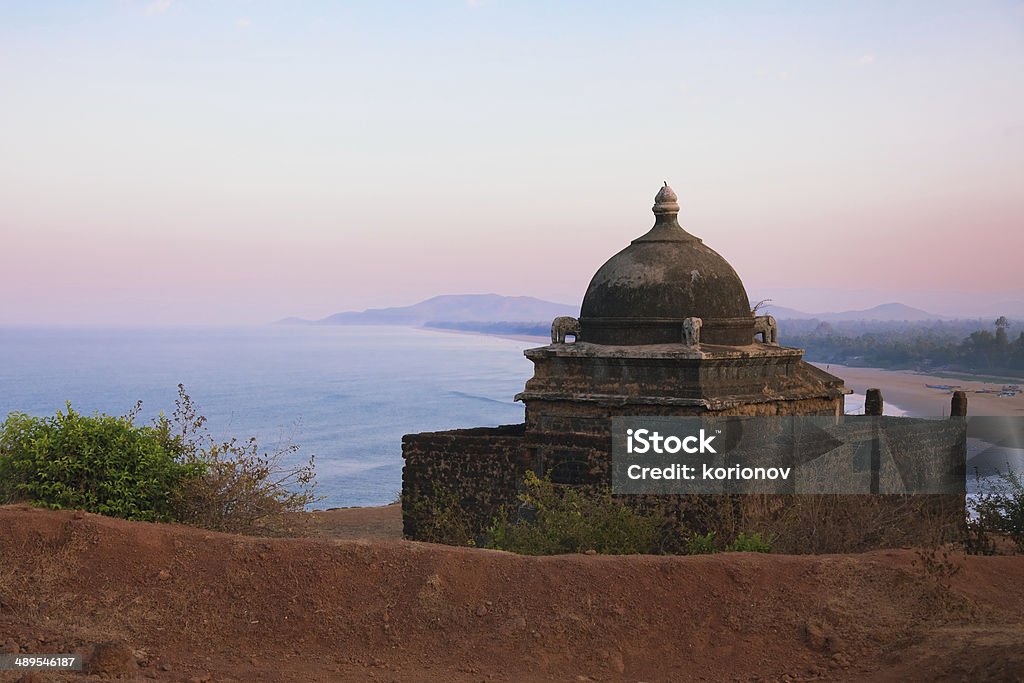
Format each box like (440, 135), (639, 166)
(401, 183), (855, 539)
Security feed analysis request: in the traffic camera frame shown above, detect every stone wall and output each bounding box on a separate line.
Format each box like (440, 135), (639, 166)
(401, 414), (966, 548)
(401, 424), (530, 540)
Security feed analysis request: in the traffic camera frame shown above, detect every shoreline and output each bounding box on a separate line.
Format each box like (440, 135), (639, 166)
(816, 363), (1024, 417)
(417, 324), (549, 346)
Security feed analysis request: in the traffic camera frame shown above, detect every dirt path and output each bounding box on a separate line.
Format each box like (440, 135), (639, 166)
(282, 504), (403, 541)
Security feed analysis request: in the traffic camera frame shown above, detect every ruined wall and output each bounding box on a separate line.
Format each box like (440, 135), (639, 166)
(401, 412), (965, 547)
(401, 424), (530, 540)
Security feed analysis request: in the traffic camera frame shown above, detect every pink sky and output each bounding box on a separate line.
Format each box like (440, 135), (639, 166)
(2, 2), (1022, 324)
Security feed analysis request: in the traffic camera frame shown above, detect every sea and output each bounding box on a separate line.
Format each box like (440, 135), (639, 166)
(0, 325), (533, 508)
(2, 325), (1017, 507)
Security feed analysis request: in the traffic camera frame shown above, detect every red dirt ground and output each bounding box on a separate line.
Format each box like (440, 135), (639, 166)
(1, 504), (1023, 682)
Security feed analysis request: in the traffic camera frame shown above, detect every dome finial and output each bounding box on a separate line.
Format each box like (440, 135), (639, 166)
(653, 181), (679, 215)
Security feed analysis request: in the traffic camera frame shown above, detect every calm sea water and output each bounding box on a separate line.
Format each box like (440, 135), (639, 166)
(4, 326), (1013, 507)
(0, 325), (534, 508)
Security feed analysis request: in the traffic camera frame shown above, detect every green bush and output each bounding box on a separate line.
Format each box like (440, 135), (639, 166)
(0, 385), (319, 533)
(684, 531), (718, 555)
(725, 531), (773, 553)
(488, 471), (661, 555)
(681, 529), (773, 554)
(0, 404), (198, 521)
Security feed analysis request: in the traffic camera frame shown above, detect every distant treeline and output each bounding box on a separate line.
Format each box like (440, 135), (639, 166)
(780, 317), (1024, 378)
(427, 317), (1024, 378)
(425, 320), (549, 337)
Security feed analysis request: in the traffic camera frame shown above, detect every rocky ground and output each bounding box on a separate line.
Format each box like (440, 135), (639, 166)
(1, 504), (1023, 682)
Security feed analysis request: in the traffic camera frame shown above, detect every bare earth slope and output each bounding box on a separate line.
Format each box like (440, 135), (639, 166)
(1, 505), (1023, 682)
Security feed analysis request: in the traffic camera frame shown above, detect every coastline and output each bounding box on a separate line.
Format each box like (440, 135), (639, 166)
(816, 363), (1024, 417)
(418, 324), (550, 346)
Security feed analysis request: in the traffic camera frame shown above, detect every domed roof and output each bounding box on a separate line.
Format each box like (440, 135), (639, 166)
(579, 183), (754, 346)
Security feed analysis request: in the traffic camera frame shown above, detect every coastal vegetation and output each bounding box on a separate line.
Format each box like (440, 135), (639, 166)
(0, 385), (318, 533)
(781, 316), (1024, 378)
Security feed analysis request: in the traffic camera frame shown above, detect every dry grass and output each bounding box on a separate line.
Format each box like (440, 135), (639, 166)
(744, 494), (964, 554)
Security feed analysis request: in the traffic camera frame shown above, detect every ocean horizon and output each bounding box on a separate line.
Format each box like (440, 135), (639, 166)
(0, 325), (535, 508)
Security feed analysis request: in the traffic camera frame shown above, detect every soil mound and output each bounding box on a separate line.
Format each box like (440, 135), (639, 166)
(1, 504), (1022, 682)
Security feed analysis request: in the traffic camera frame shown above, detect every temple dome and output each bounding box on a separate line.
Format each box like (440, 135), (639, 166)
(579, 183), (754, 346)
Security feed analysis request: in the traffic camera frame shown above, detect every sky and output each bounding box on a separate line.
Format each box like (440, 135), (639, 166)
(1, 1), (1022, 324)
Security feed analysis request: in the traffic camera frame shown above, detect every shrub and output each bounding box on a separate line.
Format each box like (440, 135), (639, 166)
(0, 404), (198, 521)
(0, 385), (319, 533)
(488, 471), (661, 555)
(162, 385), (318, 534)
(684, 531), (718, 555)
(402, 486), (477, 546)
(970, 468), (1024, 553)
(748, 493), (959, 554)
(725, 531), (773, 553)
(681, 530), (772, 554)
(483, 474), (777, 556)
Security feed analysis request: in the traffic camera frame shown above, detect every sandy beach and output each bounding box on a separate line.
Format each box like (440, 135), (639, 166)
(816, 363), (1024, 417)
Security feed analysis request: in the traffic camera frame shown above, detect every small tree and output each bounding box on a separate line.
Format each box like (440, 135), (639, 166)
(995, 316), (1010, 347)
(0, 405), (198, 521)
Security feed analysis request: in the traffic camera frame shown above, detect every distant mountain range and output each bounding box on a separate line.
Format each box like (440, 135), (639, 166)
(281, 296), (986, 328)
(278, 294), (576, 326)
(748, 287), (1024, 320)
(761, 302), (944, 322)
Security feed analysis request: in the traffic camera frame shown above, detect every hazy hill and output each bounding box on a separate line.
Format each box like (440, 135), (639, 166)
(282, 294), (576, 326)
(763, 302), (942, 322)
(751, 287), (1024, 319)
(759, 304), (814, 319)
(283, 296), (947, 328)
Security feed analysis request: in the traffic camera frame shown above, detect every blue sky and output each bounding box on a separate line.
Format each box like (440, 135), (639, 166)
(2, 1), (1022, 323)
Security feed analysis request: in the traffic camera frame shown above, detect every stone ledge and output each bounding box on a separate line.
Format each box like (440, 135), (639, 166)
(525, 341), (805, 360)
(515, 391), (847, 408)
